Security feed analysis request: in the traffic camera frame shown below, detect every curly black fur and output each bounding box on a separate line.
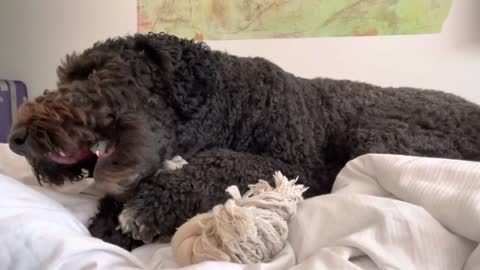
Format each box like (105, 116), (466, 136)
(10, 33), (480, 250)
(88, 196), (144, 250)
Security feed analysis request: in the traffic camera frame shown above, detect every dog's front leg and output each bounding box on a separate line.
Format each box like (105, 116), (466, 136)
(88, 196), (144, 250)
(118, 148), (305, 243)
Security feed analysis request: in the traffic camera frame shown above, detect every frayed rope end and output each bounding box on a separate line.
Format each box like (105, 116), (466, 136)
(172, 171), (308, 266)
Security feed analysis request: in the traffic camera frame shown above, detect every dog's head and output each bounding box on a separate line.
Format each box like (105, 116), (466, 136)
(8, 38), (181, 194)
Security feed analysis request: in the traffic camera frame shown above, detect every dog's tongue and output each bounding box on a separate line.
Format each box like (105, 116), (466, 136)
(48, 148), (93, 164)
(48, 141), (114, 164)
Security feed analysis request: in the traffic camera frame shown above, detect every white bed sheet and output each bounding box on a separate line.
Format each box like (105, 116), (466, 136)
(1, 143), (480, 270)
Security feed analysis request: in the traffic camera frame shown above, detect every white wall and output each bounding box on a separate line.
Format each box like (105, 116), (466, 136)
(1, 0), (479, 103)
(0, 1), (137, 96)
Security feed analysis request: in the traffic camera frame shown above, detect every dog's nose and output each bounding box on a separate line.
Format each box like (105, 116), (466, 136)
(8, 127), (29, 156)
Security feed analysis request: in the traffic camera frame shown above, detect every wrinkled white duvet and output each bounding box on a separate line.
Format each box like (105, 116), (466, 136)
(1, 143), (480, 270)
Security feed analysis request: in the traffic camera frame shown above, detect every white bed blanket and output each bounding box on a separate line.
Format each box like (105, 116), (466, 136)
(1, 144), (480, 269)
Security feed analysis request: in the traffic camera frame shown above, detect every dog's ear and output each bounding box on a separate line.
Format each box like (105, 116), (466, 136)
(57, 51), (118, 83)
(133, 33), (219, 119)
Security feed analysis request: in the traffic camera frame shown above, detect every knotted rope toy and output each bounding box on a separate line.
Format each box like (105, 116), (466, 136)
(171, 171), (308, 266)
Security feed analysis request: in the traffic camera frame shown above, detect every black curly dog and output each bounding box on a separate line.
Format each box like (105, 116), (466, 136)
(8, 33), (480, 250)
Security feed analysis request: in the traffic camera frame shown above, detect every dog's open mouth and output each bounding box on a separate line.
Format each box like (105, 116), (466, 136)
(47, 141), (115, 165)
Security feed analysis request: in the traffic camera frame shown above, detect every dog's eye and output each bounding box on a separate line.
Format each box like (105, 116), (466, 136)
(78, 96), (88, 104)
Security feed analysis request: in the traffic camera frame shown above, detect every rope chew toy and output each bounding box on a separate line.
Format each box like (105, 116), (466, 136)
(171, 171), (308, 266)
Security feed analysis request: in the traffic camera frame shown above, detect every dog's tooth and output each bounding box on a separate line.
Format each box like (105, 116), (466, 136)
(96, 140), (108, 153)
(59, 151), (67, 157)
(91, 140), (108, 155)
(90, 142), (99, 153)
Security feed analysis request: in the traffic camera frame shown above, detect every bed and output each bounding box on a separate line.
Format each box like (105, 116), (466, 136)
(1, 143), (479, 270)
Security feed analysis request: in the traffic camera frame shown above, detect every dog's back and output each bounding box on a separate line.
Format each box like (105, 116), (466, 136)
(308, 78), (480, 160)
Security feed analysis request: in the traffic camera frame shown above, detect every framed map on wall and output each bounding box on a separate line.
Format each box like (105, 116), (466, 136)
(137, 0), (452, 40)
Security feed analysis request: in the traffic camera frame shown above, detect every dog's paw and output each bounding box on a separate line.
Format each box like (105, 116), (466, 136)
(89, 215), (143, 251)
(118, 206), (160, 243)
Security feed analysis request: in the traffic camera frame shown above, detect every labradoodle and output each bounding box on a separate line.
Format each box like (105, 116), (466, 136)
(8, 33), (480, 250)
